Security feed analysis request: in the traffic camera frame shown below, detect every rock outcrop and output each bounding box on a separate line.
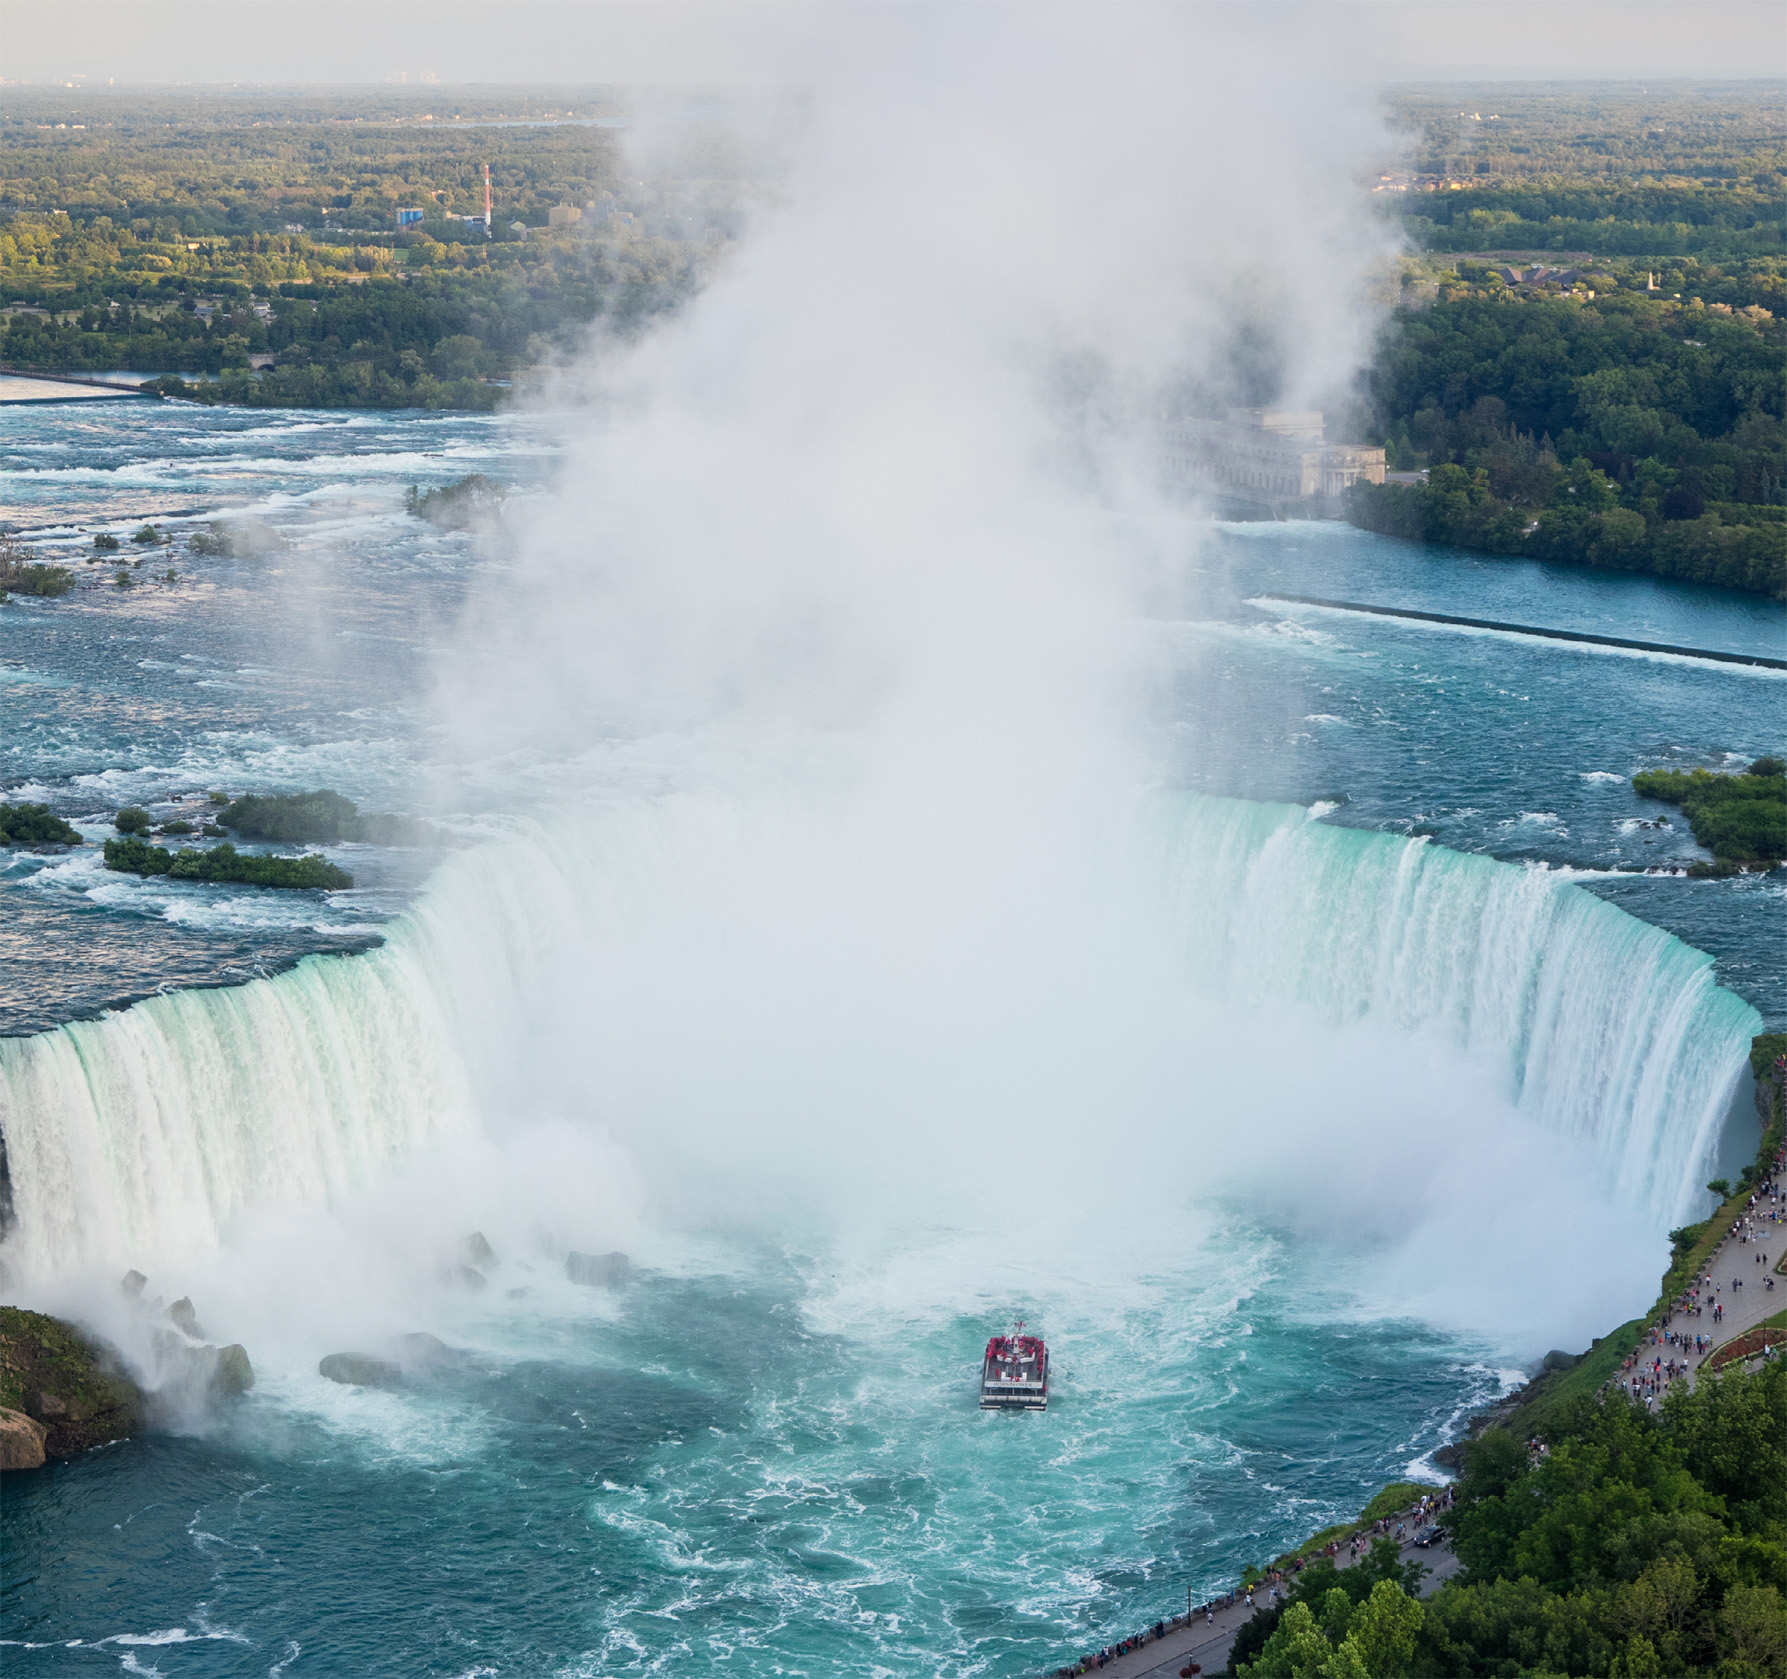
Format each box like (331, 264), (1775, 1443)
(565, 1250), (632, 1289)
(318, 1352), (404, 1389)
(0, 1405), (48, 1470)
(0, 1306), (143, 1463)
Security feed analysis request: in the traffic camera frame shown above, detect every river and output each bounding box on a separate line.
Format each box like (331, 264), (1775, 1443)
(0, 396), (1779, 1676)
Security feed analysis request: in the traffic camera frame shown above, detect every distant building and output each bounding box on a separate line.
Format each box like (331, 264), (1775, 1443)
(1160, 409), (1386, 507)
(1495, 263), (1582, 288)
(547, 203), (582, 226)
(396, 208), (424, 228)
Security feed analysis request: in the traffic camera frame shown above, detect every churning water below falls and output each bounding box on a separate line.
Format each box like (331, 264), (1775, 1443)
(0, 401), (1781, 1676)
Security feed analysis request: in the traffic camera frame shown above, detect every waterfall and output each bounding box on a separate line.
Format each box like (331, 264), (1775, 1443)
(1154, 795), (1760, 1225)
(0, 796), (1759, 1278)
(0, 830), (575, 1279)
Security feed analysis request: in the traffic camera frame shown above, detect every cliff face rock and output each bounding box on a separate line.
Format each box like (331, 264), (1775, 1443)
(0, 1405), (48, 1470)
(0, 1306), (143, 1463)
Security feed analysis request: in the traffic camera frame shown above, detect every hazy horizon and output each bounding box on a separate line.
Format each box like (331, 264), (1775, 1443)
(5, 0), (1780, 88)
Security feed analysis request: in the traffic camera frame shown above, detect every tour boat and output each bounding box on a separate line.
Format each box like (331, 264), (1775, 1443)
(980, 1320), (1049, 1410)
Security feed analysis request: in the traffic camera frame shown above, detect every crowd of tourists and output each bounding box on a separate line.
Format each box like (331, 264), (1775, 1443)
(1618, 1152), (1785, 1406)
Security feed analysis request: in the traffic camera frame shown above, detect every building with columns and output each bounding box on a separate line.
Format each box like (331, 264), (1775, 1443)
(1160, 409), (1385, 509)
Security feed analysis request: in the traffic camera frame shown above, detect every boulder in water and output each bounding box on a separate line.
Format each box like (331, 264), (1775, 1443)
(210, 1344), (255, 1396)
(460, 1232), (497, 1271)
(167, 1297), (206, 1340)
(0, 1306), (142, 1458)
(450, 1265), (489, 1293)
(0, 1406), (47, 1471)
(389, 1332), (462, 1376)
(318, 1352), (404, 1389)
(565, 1251), (632, 1289)
(121, 1270), (147, 1299)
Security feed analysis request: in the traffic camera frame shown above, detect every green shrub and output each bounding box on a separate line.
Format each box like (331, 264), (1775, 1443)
(216, 788), (432, 846)
(403, 473), (507, 529)
(0, 802), (81, 846)
(92, 532), (120, 552)
(113, 806), (152, 836)
(131, 524), (161, 545)
(186, 523), (234, 556)
(0, 534), (75, 599)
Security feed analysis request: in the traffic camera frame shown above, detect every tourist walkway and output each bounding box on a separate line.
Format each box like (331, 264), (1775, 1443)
(1041, 1493), (1461, 1679)
(1619, 1153), (1784, 1407)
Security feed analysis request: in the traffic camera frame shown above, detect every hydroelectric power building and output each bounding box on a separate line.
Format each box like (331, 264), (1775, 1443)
(1160, 408), (1386, 514)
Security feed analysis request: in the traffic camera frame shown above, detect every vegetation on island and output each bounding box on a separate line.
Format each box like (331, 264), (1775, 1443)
(1632, 757), (1787, 867)
(216, 788), (433, 847)
(0, 535), (75, 600)
(404, 473), (507, 528)
(0, 802), (81, 847)
(1346, 293), (1786, 598)
(103, 835), (352, 890)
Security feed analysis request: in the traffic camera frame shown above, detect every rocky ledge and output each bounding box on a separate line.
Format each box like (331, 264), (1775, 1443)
(0, 1305), (143, 1469)
(1, 1281), (257, 1471)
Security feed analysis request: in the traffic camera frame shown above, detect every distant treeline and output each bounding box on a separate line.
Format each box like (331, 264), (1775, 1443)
(1403, 182), (1784, 261)
(0, 261), (700, 409)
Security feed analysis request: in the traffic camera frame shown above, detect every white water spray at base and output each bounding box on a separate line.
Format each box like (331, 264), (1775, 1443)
(0, 794), (1757, 1283)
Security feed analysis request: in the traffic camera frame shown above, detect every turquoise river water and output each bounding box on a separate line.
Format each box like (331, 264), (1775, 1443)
(0, 397), (1781, 1677)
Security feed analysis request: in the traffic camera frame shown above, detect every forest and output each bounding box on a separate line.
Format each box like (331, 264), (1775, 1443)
(1347, 288), (1785, 597)
(1344, 83), (1786, 596)
(1228, 1360), (1787, 1678)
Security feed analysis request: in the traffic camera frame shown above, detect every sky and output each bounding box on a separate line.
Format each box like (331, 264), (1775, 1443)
(4, 0), (1782, 87)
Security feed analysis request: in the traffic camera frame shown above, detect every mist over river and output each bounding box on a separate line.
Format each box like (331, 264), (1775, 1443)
(1, 393), (1778, 1676)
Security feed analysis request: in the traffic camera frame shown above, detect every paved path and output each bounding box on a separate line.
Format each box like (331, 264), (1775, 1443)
(1044, 1515), (1461, 1679)
(1621, 1158), (1784, 1406)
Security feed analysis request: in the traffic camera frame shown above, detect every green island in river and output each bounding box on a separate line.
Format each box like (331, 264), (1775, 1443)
(102, 836), (353, 890)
